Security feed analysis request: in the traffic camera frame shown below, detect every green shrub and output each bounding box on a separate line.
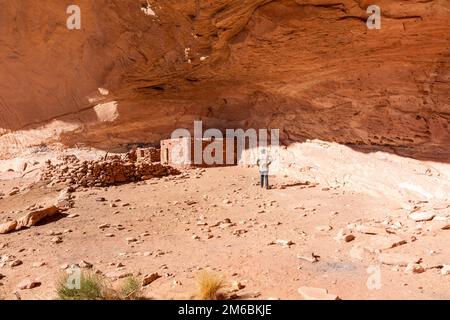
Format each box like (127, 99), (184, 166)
(56, 271), (105, 300)
(56, 271), (144, 300)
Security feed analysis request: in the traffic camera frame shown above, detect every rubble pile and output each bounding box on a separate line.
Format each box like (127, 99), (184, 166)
(40, 149), (179, 188)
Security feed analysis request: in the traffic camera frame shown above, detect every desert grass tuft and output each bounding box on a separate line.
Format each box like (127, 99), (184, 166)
(119, 276), (142, 300)
(195, 271), (226, 300)
(56, 271), (145, 300)
(56, 271), (106, 300)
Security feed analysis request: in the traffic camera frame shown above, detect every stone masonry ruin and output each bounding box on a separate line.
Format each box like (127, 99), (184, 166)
(40, 147), (179, 188)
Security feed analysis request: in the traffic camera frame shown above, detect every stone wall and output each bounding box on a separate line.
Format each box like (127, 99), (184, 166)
(40, 150), (179, 188)
(136, 147), (161, 163)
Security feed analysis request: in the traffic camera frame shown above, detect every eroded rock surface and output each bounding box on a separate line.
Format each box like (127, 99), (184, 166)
(0, 1), (449, 159)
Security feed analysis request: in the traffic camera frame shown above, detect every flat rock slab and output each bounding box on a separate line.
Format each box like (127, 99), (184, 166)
(298, 286), (339, 300)
(409, 212), (435, 222)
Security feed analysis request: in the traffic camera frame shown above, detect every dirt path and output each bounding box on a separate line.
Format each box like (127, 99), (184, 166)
(1, 163), (450, 300)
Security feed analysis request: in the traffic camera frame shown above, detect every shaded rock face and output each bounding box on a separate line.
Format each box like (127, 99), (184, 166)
(0, 0), (449, 159)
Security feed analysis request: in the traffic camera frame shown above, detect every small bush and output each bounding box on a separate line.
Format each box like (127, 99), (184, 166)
(56, 271), (106, 300)
(196, 271), (226, 300)
(119, 276), (142, 300)
(56, 271), (144, 300)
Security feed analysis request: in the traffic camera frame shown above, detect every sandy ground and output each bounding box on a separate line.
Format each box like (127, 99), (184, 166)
(1, 142), (450, 300)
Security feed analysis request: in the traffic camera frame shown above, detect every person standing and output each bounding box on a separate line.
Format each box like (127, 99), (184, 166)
(257, 148), (272, 189)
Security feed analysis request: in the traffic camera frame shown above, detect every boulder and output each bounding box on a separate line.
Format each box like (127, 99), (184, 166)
(142, 273), (161, 286)
(16, 206), (59, 229)
(0, 220), (18, 234)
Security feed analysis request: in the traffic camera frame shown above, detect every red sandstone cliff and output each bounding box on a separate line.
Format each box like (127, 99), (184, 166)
(0, 0), (449, 159)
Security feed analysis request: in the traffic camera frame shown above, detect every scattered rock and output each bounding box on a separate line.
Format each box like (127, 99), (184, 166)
(273, 240), (294, 248)
(17, 279), (41, 290)
(364, 235), (407, 253)
(219, 222), (235, 229)
(78, 260), (93, 269)
(231, 281), (245, 291)
(344, 234), (355, 242)
(405, 263), (425, 274)
(378, 253), (421, 266)
(441, 265), (450, 275)
(8, 187), (20, 196)
(51, 236), (63, 244)
(297, 253), (320, 263)
(232, 229), (248, 236)
(316, 225), (332, 232)
(355, 225), (385, 235)
(32, 262), (46, 268)
(142, 273), (161, 286)
(126, 237), (137, 243)
(334, 228), (355, 242)
(10, 259), (23, 267)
